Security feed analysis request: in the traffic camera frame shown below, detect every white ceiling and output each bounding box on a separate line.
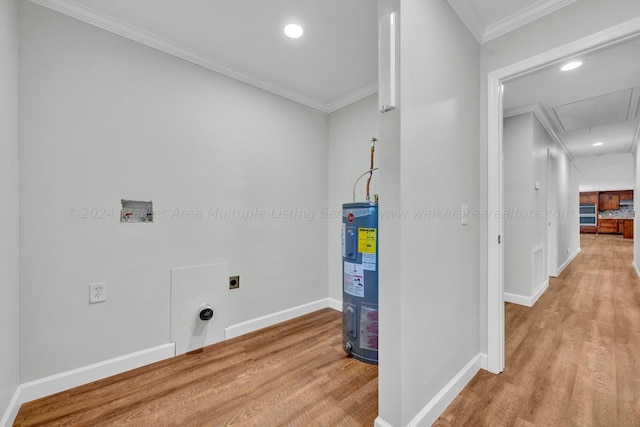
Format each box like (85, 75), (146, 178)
(31, 0), (579, 113)
(31, 0), (379, 113)
(504, 36), (640, 159)
(32, 0), (637, 159)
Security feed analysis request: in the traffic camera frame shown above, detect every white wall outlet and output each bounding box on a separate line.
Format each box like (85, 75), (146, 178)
(89, 282), (106, 304)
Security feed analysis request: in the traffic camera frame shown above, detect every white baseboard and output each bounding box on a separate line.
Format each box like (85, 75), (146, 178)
(0, 343), (175, 427)
(633, 261), (640, 278)
(478, 352), (488, 370)
(407, 353), (484, 426)
(327, 297), (342, 311)
(374, 417), (395, 427)
(557, 247), (581, 276)
(504, 279), (549, 307)
(0, 386), (21, 427)
(225, 298), (334, 340)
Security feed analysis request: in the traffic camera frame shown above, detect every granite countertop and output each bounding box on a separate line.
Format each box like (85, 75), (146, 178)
(599, 207), (635, 220)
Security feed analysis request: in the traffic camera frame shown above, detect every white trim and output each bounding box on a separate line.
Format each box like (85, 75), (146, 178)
(374, 417), (395, 427)
(487, 16), (640, 380)
(478, 353), (488, 371)
(492, 18), (640, 83)
(557, 247), (581, 276)
(633, 261), (640, 278)
(327, 298), (343, 312)
(225, 298), (333, 339)
(407, 353), (484, 427)
(0, 387), (21, 427)
(447, 0), (577, 45)
(504, 103), (578, 170)
(504, 280), (549, 307)
(482, 0), (578, 43)
(27, 0), (376, 114)
(0, 344), (175, 427)
(326, 83), (378, 113)
(487, 76), (505, 374)
(445, 0), (485, 44)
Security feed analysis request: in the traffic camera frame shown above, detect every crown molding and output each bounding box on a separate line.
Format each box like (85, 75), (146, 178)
(28, 0), (367, 114)
(482, 0), (578, 43)
(504, 103), (578, 170)
(326, 82), (378, 113)
(449, 0), (577, 45)
(446, 0), (484, 44)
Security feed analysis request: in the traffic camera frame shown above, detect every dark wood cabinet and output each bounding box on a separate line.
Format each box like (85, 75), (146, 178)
(579, 192), (598, 204)
(599, 192), (620, 211)
(623, 219), (634, 239)
(620, 190), (634, 201)
(580, 226), (597, 234)
(598, 219), (619, 234)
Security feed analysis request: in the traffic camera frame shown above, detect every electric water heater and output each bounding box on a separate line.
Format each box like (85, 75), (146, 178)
(342, 202), (378, 363)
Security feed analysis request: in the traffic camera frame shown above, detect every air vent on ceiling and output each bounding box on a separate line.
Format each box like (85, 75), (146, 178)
(550, 88), (637, 132)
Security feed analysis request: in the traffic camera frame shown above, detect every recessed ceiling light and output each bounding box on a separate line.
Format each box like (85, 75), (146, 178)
(593, 142), (604, 147)
(284, 24), (303, 39)
(561, 60), (583, 71)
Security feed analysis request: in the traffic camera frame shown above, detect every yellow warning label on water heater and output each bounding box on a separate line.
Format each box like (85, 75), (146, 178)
(358, 228), (377, 254)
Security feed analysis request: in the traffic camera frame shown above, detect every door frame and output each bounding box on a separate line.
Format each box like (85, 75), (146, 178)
(486, 17), (640, 374)
(547, 149), (559, 278)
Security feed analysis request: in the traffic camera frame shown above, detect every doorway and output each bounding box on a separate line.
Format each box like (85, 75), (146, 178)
(486, 21), (640, 374)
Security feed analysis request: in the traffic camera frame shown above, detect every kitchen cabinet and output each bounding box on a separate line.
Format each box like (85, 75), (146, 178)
(623, 219), (634, 239)
(598, 219), (619, 234)
(599, 192), (620, 211)
(580, 192), (598, 204)
(620, 190), (634, 201)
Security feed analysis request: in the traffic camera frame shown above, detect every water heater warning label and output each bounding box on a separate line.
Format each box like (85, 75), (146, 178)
(358, 228), (377, 254)
(344, 262), (364, 297)
(360, 303), (379, 351)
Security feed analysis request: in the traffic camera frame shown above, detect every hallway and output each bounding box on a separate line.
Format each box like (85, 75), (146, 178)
(437, 234), (640, 426)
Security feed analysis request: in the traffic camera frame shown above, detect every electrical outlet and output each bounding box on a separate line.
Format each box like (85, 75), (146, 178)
(229, 276), (240, 290)
(90, 282), (106, 304)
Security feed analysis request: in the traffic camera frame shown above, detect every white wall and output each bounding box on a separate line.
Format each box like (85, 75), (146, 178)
(376, 0), (481, 424)
(327, 94), (378, 302)
(19, 2), (328, 381)
(377, 0), (402, 424)
(479, 0), (640, 354)
(0, 0), (20, 416)
(503, 114), (536, 297)
(574, 153), (634, 192)
(503, 113), (579, 300)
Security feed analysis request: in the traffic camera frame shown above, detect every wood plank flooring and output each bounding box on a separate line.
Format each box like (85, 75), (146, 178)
(14, 308), (378, 427)
(436, 234), (640, 427)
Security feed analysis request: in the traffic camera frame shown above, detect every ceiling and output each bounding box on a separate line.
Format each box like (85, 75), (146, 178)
(30, 0), (638, 159)
(30, 0), (379, 113)
(30, 0), (578, 113)
(503, 36), (640, 159)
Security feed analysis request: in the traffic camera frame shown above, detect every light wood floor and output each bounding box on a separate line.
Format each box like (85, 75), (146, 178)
(14, 308), (378, 426)
(437, 234), (640, 426)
